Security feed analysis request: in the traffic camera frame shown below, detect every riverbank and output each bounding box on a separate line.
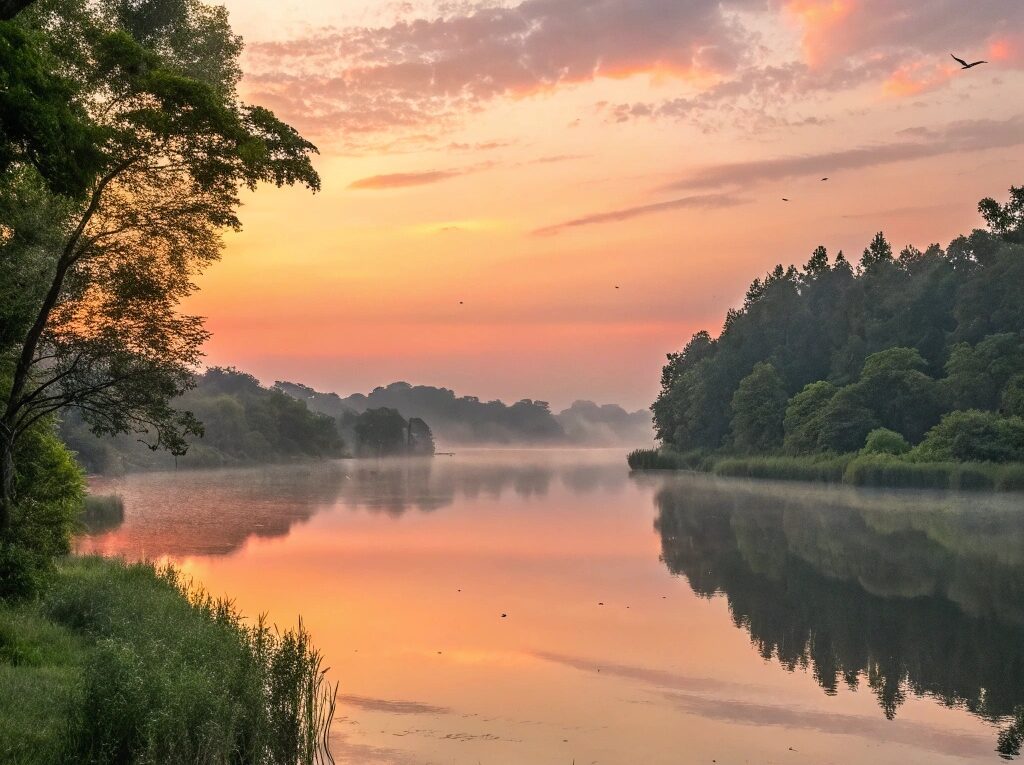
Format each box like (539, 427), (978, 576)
(0, 556), (333, 764)
(627, 448), (1024, 491)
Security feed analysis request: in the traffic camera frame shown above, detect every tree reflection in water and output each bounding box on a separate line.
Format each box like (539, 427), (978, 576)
(652, 474), (1024, 757)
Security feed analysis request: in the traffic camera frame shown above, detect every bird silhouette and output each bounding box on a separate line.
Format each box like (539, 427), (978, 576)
(782, 198), (790, 202)
(951, 53), (987, 69)
(821, 177), (829, 181)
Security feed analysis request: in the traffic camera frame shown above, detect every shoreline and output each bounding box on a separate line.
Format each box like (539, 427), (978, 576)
(628, 448), (1024, 492)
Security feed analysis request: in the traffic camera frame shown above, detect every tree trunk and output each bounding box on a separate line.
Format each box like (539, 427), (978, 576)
(0, 422), (14, 534)
(0, 0), (36, 19)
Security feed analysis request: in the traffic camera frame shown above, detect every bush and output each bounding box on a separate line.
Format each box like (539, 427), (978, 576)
(861, 428), (910, 456)
(912, 410), (1024, 463)
(26, 557), (336, 764)
(1, 418), (84, 600)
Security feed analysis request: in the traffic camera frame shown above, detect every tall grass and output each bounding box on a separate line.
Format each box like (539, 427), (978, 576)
(80, 494), (125, 534)
(712, 454), (853, 484)
(627, 448), (706, 471)
(627, 448), (1024, 493)
(1, 557), (336, 764)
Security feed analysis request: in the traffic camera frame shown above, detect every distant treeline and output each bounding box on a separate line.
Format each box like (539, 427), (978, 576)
(276, 381), (651, 446)
(650, 187), (1024, 469)
(62, 368), (433, 473)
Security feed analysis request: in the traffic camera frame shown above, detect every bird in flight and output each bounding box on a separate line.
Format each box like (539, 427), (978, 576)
(782, 198), (790, 202)
(821, 177), (829, 181)
(951, 53), (987, 69)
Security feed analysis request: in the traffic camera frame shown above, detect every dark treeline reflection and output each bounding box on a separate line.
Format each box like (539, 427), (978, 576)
(80, 454), (628, 557)
(653, 474), (1024, 753)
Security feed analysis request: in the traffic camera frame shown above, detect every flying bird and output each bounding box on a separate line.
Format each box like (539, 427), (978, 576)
(951, 53), (988, 69)
(821, 177), (829, 181)
(782, 198), (790, 202)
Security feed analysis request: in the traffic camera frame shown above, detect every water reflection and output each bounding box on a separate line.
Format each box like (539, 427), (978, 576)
(80, 452), (629, 557)
(652, 473), (1024, 753)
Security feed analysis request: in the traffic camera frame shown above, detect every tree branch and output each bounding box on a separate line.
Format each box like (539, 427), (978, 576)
(2, 157), (138, 428)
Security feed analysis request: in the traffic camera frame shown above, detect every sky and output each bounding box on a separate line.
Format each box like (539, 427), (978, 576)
(185, 0), (1024, 411)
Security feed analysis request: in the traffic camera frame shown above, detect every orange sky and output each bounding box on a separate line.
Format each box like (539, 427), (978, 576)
(185, 0), (1024, 410)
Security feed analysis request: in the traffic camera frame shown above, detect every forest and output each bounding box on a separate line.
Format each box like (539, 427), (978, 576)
(61, 368), (438, 472)
(643, 187), (1024, 485)
(278, 380), (651, 446)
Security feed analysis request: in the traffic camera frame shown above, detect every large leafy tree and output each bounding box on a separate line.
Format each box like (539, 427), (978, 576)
(0, 0), (320, 528)
(730, 361), (787, 452)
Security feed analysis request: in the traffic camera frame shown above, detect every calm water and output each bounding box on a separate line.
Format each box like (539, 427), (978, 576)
(78, 450), (1024, 764)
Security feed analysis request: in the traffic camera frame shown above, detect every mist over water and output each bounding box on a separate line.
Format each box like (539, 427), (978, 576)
(80, 451), (1024, 764)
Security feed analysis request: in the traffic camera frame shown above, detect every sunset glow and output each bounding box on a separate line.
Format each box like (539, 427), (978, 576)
(178, 0), (1024, 409)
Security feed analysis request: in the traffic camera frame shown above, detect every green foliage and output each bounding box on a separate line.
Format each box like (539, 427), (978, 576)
(979, 185), (1024, 244)
(0, 606), (84, 764)
(0, 557), (334, 764)
(712, 454), (852, 483)
(351, 407), (410, 457)
(1001, 373), (1024, 418)
(860, 428), (910, 456)
(0, 20), (101, 196)
(911, 410), (1024, 464)
(280, 380), (568, 445)
(1, 417), (83, 599)
(783, 380), (837, 454)
(730, 362), (787, 452)
(626, 448), (706, 471)
(61, 367), (346, 473)
(816, 387), (879, 453)
(1, 0), (321, 523)
(652, 187), (1024, 468)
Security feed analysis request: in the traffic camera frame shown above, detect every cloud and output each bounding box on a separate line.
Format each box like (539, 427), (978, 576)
(349, 169), (465, 189)
(661, 691), (991, 759)
(336, 694), (450, 715)
(664, 113), (1024, 190)
(532, 650), (768, 694)
(533, 193), (744, 235)
(243, 0), (758, 138)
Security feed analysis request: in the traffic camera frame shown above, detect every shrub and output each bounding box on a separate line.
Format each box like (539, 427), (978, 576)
(41, 557), (335, 764)
(861, 428), (910, 456)
(1, 418), (84, 600)
(912, 410), (1024, 463)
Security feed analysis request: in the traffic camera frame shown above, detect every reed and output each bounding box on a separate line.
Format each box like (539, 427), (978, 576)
(1, 556), (336, 764)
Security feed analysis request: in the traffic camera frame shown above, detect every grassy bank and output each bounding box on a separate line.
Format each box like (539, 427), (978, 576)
(0, 557), (334, 764)
(628, 448), (1024, 491)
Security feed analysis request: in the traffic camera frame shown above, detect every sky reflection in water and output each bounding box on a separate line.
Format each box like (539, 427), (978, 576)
(79, 450), (1024, 764)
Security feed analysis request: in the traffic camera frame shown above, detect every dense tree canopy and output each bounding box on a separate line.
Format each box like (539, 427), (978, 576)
(0, 0), (319, 524)
(653, 187), (1024, 463)
(60, 367), (346, 472)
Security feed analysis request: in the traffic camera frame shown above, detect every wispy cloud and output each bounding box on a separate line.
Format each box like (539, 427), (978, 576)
(243, 0), (756, 139)
(349, 169), (465, 190)
(533, 193), (744, 235)
(664, 114), (1024, 190)
(661, 691), (990, 759)
(336, 694), (450, 715)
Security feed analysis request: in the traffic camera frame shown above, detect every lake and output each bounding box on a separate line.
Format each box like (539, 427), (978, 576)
(78, 449), (1024, 764)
